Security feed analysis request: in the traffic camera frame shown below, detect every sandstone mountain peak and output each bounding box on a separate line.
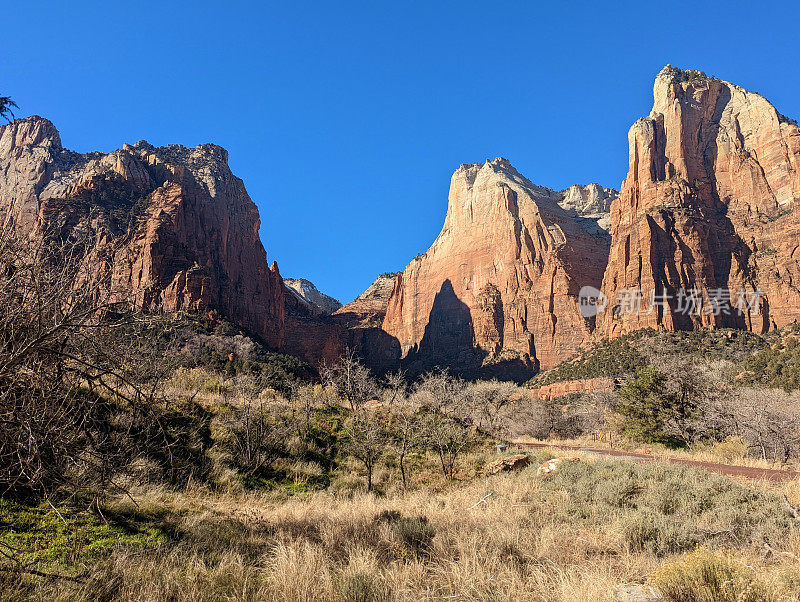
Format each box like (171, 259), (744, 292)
(656, 64), (717, 84)
(0, 116), (287, 350)
(283, 277), (342, 316)
(334, 272), (400, 329)
(5, 66), (799, 378)
(599, 66), (800, 337)
(383, 159), (610, 376)
(558, 183), (617, 233)
(0, 116), (62, 155)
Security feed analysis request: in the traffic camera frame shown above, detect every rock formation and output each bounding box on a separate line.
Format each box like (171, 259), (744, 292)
(382, 158), (610, 375)
(333, 272), (400, 328)
(282, 291), (348, 368)
(0, 116), (380, 371)
(599, 66), (800, 337)
(333, 273), (402, 372)
(558, 183), (616, 233)
(9, 63), (798, 376)
(0, 116), (288, 349)
(284, 277), (342, 315)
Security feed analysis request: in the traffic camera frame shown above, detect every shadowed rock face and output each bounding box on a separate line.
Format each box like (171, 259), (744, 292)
(599, 66), (800, 337)
(382, 158), (610, 374)
(332, 273), (402, 373)
(0, 116), (288, 348)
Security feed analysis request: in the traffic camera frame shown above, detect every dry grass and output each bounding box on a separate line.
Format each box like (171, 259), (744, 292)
(515, 436), (800, 471)
(5, 451), (800, 602)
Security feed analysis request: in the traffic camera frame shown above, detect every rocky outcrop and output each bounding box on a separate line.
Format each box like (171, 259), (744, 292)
(529, 377), (617, 401)
(558, 183), (616, 233)
(0, 116), (288, 349)
(332, 273), (402, 372)
(382, 158), (610, 375)
(333, 272), (399, 328)
(483, 454), (530, 475)
(284, 278), (342, 315)
(599, 66), (800, 337)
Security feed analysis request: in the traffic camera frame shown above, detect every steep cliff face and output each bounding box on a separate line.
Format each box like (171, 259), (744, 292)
(382, 158), (610, 374)
(599, 66), (800, 337)
(0, 116), (286, 349)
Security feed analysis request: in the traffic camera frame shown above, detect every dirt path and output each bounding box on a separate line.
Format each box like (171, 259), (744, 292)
(515, 442), (800, 483)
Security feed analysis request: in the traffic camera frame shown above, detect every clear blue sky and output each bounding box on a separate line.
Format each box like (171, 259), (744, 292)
(4, 1), (800, 303)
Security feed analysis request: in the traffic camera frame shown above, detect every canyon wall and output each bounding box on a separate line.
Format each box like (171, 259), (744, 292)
(0, 116), (288, 349)
(382, 158), (610, 375)
(6, 64), (799, 377)
(333, 273), (402, 372)
(599, 66), (800, 337)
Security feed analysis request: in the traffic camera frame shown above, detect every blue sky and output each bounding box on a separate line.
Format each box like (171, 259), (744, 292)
(4, 1), (800, 303)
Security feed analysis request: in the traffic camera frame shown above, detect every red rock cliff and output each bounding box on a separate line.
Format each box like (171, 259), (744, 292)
(0, 116), (286, 349)
(382, 158), (609, 374)
(599, 66), (800, 337)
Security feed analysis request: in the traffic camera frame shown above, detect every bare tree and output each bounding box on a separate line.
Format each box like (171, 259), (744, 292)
(659, 357), (719, 444)
(0, 228), (193, 498)
(343, 406), (387, 491)
(414, 370), (473, 480)
(716, 388), (800, 462)
(225, 398), (295, 476)
(463, 379), (519, 438)
(382, 370), (408, 405)
(321, 348), (378, 411)
(382, 372), (422, 488)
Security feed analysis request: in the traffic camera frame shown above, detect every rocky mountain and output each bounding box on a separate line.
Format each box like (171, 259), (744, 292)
(0, 116), (356, 369)
(329, 273), (402, 373)
(6, 64), (798, 378)
(0, 116), (288, 349)
(558, 183), (616, 233)
(382, 158), (610, 376)
(599, 65), (800, 338)
(284, 277), (342, 315)
(333, 272), (399, 328)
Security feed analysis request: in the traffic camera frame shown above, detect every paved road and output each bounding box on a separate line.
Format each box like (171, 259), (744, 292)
(515, 442), (800, 483)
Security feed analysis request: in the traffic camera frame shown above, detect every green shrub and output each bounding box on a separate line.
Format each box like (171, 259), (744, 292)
(534, 459), (793, 555)
(375, 511), (436, 555)
(616, 366), (687, 446)
(529, 334), (647, 386)
(621, 510), (697, 556)
(743, 336), (800, 391)
(201, 375), (228, 394)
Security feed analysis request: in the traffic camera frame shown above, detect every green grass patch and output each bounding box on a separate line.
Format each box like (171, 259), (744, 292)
(0, 498), (167, 570)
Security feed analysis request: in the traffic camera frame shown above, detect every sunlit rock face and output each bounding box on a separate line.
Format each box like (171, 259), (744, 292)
(334, 272), (399, 328)
(284, 278), (342, 316)
(382, 157), (609, 375)
(0, 116), (287, 348)
(558, 183), (617, 233)
(599, 66), (800, 337)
